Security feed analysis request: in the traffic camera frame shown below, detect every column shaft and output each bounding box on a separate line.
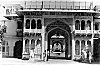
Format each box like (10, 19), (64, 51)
(80, 40), (81, 55)
(42, 33), (44, 60)
(72, 38), (75, 60)
(23, 39), (25, 54)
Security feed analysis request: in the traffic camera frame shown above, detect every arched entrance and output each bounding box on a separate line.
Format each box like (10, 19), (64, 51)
(14, 40), (23, 59)
(46, 20), (72, 60)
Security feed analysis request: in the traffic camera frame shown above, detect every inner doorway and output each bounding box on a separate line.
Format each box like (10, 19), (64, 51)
(47, 28), (71, 60)
(50, 38), (65, 59)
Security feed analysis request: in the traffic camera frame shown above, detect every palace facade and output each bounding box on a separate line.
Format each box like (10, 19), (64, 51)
(0, 1), (100, 61)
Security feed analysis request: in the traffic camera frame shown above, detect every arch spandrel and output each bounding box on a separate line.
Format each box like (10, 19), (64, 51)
(46, 20), (71, 33)
(44, 18), (72, 28)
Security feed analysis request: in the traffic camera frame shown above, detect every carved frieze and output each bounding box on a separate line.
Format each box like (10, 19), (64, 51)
(22, 11), (74, 16)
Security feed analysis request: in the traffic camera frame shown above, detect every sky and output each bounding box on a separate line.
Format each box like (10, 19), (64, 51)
(0, 0), (100, 6)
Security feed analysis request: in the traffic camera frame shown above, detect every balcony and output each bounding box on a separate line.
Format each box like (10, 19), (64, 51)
(94, 30), (100, 34)
(24, 29), (30, 33)
(22, 1), (93, 10)
(75, 30), (93, 34)
(86, 30), (93, 34)
(24, 29), (42, 33)
(30, 29), (42, 33)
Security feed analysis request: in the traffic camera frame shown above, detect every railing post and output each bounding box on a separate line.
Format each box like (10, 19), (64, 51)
(85, 1), (86, 9)
(79, 2), (80, 9)
(73, 1), (74, 9)
(25, 1), (26, 9)
(60, 1), (61, 9)
(66, 1), (67, 9)
(49, 1), (50, 9)
(55, 1), (56, 9)
(36, 1), (37, 9)
(42, 1), (43, 9)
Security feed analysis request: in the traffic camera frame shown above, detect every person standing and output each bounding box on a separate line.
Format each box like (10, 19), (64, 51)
(86, 45), (92, 63)
(82, 46), (87, 62)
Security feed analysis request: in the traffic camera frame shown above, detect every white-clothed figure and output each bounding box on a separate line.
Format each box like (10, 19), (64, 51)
(30, 50), (34, 58)
(86, 44), (92, 63)
(82, 47), (87, 59)
(34, 43), (41, 54)
(89, 52), (92, 63)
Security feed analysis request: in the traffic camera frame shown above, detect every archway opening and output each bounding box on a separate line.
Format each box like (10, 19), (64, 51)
(47, 28), (71, 59)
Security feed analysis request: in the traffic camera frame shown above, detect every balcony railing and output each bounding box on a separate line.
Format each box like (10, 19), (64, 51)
(24, 29), (42, 33)
(23, 1), (93, 10)
(75, 30), (93, 34)
(94, 30), (100, 34)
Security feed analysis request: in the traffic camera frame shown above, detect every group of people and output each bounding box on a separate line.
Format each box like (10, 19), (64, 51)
(81, 45), (92, 63)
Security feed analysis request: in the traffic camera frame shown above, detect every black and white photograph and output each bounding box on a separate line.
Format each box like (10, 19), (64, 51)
(0, 0), (100, 65)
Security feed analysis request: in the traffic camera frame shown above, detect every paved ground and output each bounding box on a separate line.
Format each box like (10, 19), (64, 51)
(0, 58), (100, 65)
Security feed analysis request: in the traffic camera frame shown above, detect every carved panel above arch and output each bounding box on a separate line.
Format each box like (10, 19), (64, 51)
(44, 18), (73, 27)
(45, 18), (72, 33)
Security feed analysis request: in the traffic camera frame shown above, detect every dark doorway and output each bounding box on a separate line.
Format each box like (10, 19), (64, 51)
(93, 39), (100, 62)
(14, 40), (23, 59)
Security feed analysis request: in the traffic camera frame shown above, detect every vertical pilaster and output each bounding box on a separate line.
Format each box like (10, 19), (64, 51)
(22, 14), (25, 59)
(91, 16), (93, 32)
(24, 15), (25, 31)
(22, 39), (25, 55)
(85, 19), (87, 30)
(45, 41), (48, 61)
(34, 39), (37, 54)
(91, 39), (93, 54)
(73, 16), (75, 31)
(22, 15), (25, 58)
(91, 16), (94, 55)
(29, 39), (31, 53)
(72, 16), (75, 60)
(80, 40), (81, 55)
(42, 33), (44, 60)
(68, 38), (70, 58)
(41, 16), (45, 60)
(80, 19), (81, 30)
(72, 38), (75, 60)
